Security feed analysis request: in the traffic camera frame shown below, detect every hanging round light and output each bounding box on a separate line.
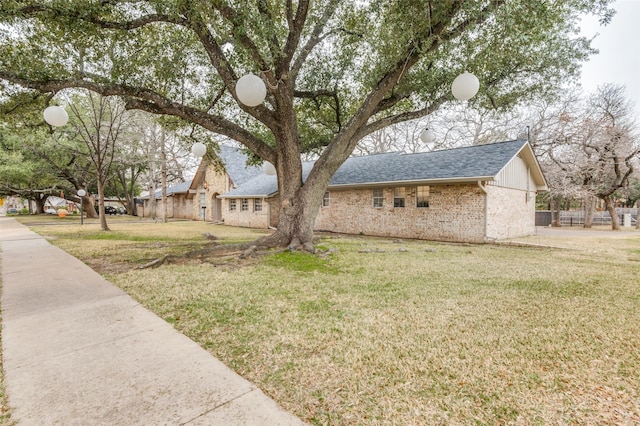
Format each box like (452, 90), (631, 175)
(191, 142), (207, 157)
(43, 105), (69, 127)
(420, 128), (435, 144)
(263, 162), (276, 176)
(451, 71), (480, 101)
(235, 74), (267, 107)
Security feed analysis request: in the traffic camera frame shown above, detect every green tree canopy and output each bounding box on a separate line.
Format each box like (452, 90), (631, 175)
(0, 0), (615, 247)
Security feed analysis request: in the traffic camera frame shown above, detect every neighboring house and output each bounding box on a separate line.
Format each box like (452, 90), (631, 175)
(138, 181), (193, 219)
(44, 196), (76, 213)
(217, 139), (547, 242)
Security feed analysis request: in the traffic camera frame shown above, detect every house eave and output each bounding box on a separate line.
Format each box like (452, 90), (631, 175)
(218, 193), (276, 199)
(327, 176), (496, 190)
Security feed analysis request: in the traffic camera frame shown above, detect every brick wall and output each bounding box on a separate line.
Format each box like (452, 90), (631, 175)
(192, 167), (235, 221)
(314, 184), (487, 243)
(169, 196), (193, 219)
(485, 185), (535, 239)
(222, 197), (271, 228)
(267, 195), (280, 228)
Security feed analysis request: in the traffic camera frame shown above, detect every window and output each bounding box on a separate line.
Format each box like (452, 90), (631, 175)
(241, 198), (249, 211)
(416, 186), (430, 208)
(199, 192), (206, 220)
(254, 198), (262, 212)
(229, 199), (236, 211)
(393, 187), (405, 208)
(322, 191), (330, 207)
(373, 188), (383, 208)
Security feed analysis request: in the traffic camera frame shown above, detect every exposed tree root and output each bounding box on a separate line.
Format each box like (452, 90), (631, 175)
(136, 240), (293, 270)
(135, 232), (325, 270)
(137, 254), (174, 269)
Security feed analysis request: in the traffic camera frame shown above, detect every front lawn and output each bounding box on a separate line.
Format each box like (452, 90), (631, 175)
(20, 221), (640, 425)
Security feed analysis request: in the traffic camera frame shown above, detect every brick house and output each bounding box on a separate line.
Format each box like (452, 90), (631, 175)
(217, 139), (547, 242)
(139, 145), (262, 221)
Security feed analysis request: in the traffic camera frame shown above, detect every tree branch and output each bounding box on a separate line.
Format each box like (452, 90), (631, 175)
(16, 4), (186, 30)
(0, 70), (277, 164)
(211, 2), (269, 71)
(123, 98), (276, 163)
(357, 95), (448, 141)
(290, 0), (341, 79)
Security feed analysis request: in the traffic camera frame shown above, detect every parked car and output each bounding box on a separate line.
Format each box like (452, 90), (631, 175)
(7, 208), (18, 214)
(117, 207), (127, 215)
(45, 208), (57, 214)
(94, 205), (118, 215)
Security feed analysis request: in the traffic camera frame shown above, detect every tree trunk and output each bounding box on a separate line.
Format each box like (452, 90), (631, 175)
(550, 196), (561, 227)
(637, 200), (640, 230)
(160, 134), (168, 223)
(84, 194), (98, 219)
(33, 197), (45, 214)
(583, 194), (595, 228)
(148, 182), (157, 220)
(256, 135), (329, 251)
(602, 195), (619, 230)
(96, 179), (110, 231)
(258, 188), (322, 251)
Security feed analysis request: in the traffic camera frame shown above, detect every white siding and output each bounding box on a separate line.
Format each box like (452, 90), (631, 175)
(489, 155), (533, 191)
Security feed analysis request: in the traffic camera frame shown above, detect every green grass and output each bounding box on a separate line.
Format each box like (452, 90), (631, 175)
(12, 219), (640, 425)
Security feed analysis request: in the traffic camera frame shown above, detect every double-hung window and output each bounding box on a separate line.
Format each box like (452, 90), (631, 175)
(372, 189), (383, 208)
(416, 186), (430, 208)
(393, 187), (405, 208)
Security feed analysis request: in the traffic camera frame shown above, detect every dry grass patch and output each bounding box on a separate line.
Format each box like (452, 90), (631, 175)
(22, 222), (640, 425)
(26, 221), (270, 272)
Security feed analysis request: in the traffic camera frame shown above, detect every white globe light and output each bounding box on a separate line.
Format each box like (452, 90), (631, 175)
(420, 128), (435, 144)
(451, 71), (480, 101)
(263, 161), (276, 176)
(191, 142), (207, 157)
(43, 105), (69, 127)
(77, 189), (87, 197)
(235, 74), (267, 107)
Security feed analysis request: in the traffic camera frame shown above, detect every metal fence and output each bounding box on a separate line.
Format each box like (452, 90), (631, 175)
(536, 209), (638, 227)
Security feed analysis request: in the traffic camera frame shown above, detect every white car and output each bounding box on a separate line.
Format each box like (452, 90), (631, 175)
(45, 208), (57, 214)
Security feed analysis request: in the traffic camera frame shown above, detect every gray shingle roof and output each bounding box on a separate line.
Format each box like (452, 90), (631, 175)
(220, 139), (531, 198)
(142, 180), (192, 200)
(217, 145), (263, 186)
(332, 139), (527, 185)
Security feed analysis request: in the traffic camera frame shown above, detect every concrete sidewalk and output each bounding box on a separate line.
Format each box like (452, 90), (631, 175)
(0, 217), (306, 425)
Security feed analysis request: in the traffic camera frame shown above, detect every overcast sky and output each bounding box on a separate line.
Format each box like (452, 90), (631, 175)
(579, 0), (640, 114)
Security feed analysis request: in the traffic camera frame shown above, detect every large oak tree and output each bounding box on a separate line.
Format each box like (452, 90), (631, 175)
(0, 0), (613, 248)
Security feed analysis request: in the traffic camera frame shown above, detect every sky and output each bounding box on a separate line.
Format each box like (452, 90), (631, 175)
(579, 0), (640, 114)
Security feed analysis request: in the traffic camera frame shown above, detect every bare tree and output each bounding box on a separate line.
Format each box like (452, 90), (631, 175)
(69, 92), (128, 231)
(583, 85), (638, 229)
(135, 118), (194, 221)
(539, 85), (638, 229)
